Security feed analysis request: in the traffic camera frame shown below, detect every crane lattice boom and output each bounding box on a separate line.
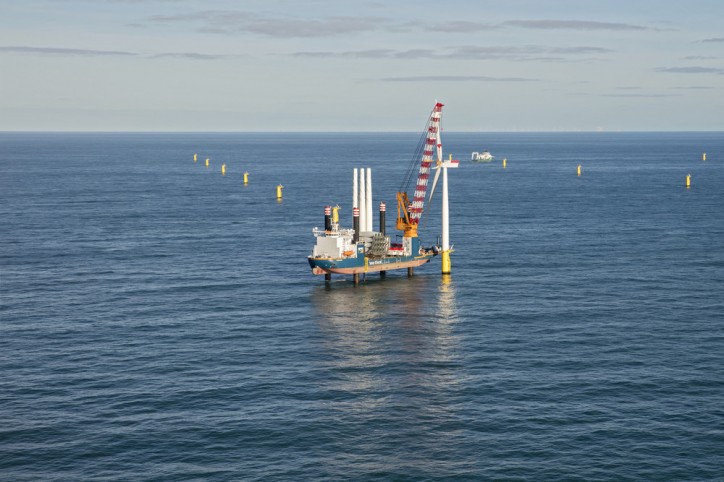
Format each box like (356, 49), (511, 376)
(397, 102), (443, 237)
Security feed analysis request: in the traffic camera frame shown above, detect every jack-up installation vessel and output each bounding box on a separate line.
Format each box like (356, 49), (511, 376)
(308, 102), (459, 283)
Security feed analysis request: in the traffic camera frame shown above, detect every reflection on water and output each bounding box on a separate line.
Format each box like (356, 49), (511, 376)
(310, 275), (463, 394)
(309, 275), (468, 473)
(309, 278), (394, 406)
(438, 274), (457, 325)
(309, 274), (460, 372)
(310, 276), (431, 404)
(311, 274), (458, 324)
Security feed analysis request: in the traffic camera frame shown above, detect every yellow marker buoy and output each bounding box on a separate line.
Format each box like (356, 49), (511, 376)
(205, 158), (209, 168)
(503, 158), (507, 169)
(577, 164), (582, 177)
(243, 172), (249, 185)
(221, 163), (226, 176)
(703, 152), (707, 161)
(686, 174), (691, 189)
(193, 153), (197, 163)
(276, 184), (284, 199)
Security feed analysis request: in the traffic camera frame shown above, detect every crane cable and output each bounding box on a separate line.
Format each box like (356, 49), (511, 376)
(399, 105), (436, 194)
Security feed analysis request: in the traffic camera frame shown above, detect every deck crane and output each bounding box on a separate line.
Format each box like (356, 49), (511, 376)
(396, 102), (444, 238)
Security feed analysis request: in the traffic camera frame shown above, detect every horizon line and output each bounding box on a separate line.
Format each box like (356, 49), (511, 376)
(1, 129), (722, 134)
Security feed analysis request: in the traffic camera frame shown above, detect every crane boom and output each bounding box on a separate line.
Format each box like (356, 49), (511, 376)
(397, 102), (444, 237)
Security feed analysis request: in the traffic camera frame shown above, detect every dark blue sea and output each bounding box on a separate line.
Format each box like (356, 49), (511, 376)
(1, 131), (723, 481)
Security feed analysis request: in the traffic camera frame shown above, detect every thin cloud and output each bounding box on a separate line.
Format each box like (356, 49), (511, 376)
(502, 20), (647, 31)
(0, 45), (237, 61)
(379, 75), (537, 82)
(559, 46), (611, 54)
(150, 52), (237, 60)
(702, 37), (724, 43)
(246, 16), (382, 38)
(0, 46), (136, 56)
(145, 11), (652, 37)
(293, 51), (335, 58)
(446, 44), (615, 58)
(602, 93), (681, 98)
(148, 10), (383, 37)
(671, 86), (714, 90)
(425, 19), (649, 32)
(110, 0), (188, 3)
(684, 55), (718, 60)
(426, 21), (498, 32)
(293, 45), (611, 62)
(344, 49), (396, 58)
(394, 49), (438, 59)
(655, 66), (724, 74)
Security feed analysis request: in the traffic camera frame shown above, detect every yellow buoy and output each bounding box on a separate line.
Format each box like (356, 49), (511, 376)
(686, 174), (691, 189)
(276, 184), (284, 199)
(193, 153), (197, 162)
(703, 152), (707, 161)
(205, 158), (209, 168)
(503, 158), (507, 169)
(243, 172), (249, 185)
(221, 163), (226, 176)
(577, 164), (582, 177)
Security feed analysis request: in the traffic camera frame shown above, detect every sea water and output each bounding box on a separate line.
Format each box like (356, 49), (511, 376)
(1, 132), (723, 480)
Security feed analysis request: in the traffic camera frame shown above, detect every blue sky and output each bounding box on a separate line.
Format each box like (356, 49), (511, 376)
(1, 0), (723, 131)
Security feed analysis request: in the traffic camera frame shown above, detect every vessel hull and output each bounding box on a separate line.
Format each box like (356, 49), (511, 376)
(309, 254), (434, 275)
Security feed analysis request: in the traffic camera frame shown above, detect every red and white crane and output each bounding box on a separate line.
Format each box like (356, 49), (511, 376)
(396, 102), (444, 238)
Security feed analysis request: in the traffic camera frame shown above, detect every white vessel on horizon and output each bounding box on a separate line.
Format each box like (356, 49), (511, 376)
(471, 150), (494, 162)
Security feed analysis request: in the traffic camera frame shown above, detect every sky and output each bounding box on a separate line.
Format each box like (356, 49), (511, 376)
(1, 0), (723, 131)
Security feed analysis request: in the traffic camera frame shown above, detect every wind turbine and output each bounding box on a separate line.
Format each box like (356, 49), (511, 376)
(427, 122), (459, 275)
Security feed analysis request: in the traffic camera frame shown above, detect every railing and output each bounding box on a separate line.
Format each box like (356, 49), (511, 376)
(312, 227), (355, 238)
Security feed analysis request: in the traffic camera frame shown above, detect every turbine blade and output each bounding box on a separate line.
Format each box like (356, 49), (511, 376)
(428, 167), (442, 204)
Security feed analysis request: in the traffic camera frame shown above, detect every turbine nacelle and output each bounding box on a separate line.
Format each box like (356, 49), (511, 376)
(428, 154), (459, 206)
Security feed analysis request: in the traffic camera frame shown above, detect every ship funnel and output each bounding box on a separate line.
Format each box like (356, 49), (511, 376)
(324, 206), (332, 231)
(379, 202), (386, 236)
(353, 207), (360, 243)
